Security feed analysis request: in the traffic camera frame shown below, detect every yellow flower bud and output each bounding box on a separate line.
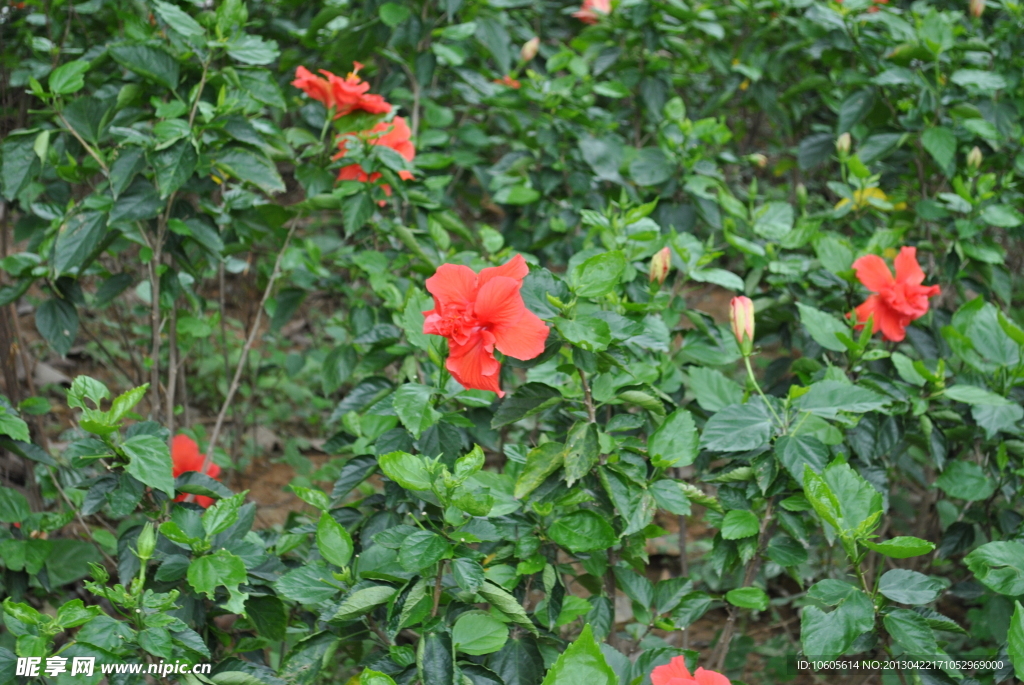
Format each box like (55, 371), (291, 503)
(836, 132), (851, 156)
(649, 246), (672, 285)
(520, 37), (540, 62)
(967, 146), (983, 170)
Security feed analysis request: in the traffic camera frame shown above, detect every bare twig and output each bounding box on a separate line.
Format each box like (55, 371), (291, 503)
(189, 218), (300, 487)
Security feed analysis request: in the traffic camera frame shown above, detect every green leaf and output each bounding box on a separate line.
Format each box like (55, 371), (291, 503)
(648, 408), (698, 468)
(514, 442), (564, 499)
(491, 383), (561, 428)
(687, 367), (743, 413)
(35, 298), (78, 356)
(725, 587), (769, 611)
(936, 460), (995, 501)
(379, 2), (411, 26)
(317, 512), (353, 568)
(547, 510), (616, 552)
(187, 549), (247, 606)
(796, 381), (888, 418)
(109, 384), (147, 424)
(796, 303), (849, 352)
(980, 204), (1024, 228)
(215, 148), (285, 194)
(332, 585), (397, 621)
(202, 492), (245, 536)
(862, 537), (935, 559)
(378, 451), (431, 491)
(477, 581), (537, 634)
(109, 44), (180, 90)
(563, 422), (599, 487)
(883, 608), (938, 656)
(393, 384), (441, 438)
(49, 60), (90, 95)
(153, 0), (205, 37)
(122, 434), (175, 496)
(700, 402), (773, 452)
(921, 127), (955, 175)
(965, 541), (1024, 596)
(274, 561), (339, 604)
(0, 409), (29, 444)
(1, 136), (40, 201)
(775, 435), (829, 483)
(579, 136), (623, 182)
(649, 480), (691, 516)
(878, 569), (942, 605)
(493, 185), (540, 205)
(803, 460), (882, 538)
(151, 140), (198, 199)
(226, 35), (280, 65)
(0, 487), (30, 523)
(721, 510), (760, 540)
(752, 201), (794, 241)
(399, 530), (448, 572)
(418, 630), (455, 685)
(573, 251), (626, 298)
(629, 147), (673, 186)
(343, 192), (373, 235)
(109, 178), (161, 224)
(452, 611), (508, 655)
(1009, 601), (1024, 682)
(539, 624), (616, 685)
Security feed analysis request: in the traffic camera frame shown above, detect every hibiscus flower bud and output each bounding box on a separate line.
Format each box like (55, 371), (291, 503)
(796, 182), (808, 206)
(521, 37), (540, 62)
(730, 295), (755, 356)
(967, 146), (983, 171)
(135, 522), (156, 563)
(836, 132), (851, 156)
(748, 153), (768, 168)
(650, 247), (672, 285)
(970, 0), (985, 17)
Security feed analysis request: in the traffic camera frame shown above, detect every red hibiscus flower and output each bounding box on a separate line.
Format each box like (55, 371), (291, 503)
(852, 247), (940, 342)
(171, 434), (221, 508)
(493, 75), (521, 89)
(291, 63), (392, 118)
(651, 657), (730, 685)
(336, 116), (416, 195)
(573, 0), (611, 23)
(422, 255), (549, 397)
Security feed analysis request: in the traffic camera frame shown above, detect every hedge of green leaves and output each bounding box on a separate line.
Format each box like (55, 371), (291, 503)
(2, 0), (1024, 683)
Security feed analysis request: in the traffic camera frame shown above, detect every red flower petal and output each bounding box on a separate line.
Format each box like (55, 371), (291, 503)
(447, 331), (503, 396)
(893, 246), (925, 286)
(425, 264), (478, 312)
(652, 657), (693, 685)
(478, 253), (529, 288)
(853, 254), (894, 293)
(693, 668), (731, 685)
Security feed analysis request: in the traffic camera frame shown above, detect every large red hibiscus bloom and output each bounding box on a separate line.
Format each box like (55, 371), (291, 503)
(292, 63), (391, 118)
(852, 246), (940, 342)
(651, 656), (730, 685)
(171, 434), (221, 508)
(422, 255), (549, 397)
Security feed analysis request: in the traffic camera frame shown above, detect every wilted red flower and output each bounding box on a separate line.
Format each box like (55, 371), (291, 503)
(292, 63), (391, 118)
(573, 0), (610, 23)
(171, 434), (221, 508)
(422, 255), (549, 397)
(493, 75), (521, 89)
(852, 247), (940, 342)
(336, 116), (416, 194)
(651, 657), (730, 685)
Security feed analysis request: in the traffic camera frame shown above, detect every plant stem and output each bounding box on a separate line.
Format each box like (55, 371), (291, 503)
(578, 368), (596, 423)
(743, 355), (783, 428)
(187, 218), (300, 497)
(431, 560), (446, 617)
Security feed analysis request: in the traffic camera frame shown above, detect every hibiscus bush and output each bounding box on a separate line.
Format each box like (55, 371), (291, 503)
(3, 0), (1024, 683)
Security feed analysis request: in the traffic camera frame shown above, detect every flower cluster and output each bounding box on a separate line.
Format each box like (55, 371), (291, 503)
(292, 62), (415, 196)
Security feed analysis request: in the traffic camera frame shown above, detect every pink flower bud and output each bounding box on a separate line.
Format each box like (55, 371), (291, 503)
(730, 295), (755, 354)
(970, 0), (985, 18)
(649, 247), (672, 285)
(520, 37), (540, 62)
